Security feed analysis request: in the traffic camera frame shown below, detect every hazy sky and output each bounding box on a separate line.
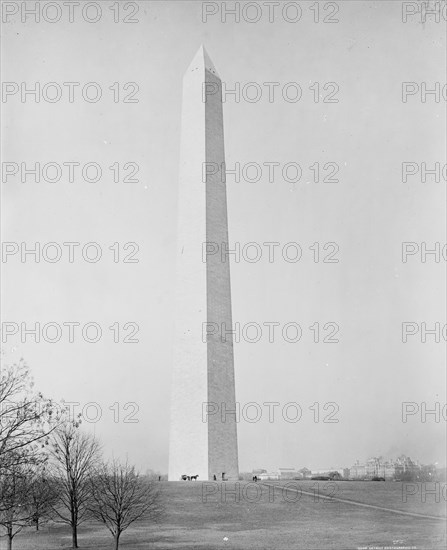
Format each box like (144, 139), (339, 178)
(2, 0), (446, 473)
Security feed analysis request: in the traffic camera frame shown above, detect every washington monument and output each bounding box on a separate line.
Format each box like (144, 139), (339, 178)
(168, 46), (239, 482)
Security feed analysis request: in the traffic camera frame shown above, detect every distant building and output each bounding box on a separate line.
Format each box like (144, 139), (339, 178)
(349, 455), (421, 480)
(298, 467), (312, 479)
(349, 461), (367, 479)
(258, 471), (280, 480)
(311, 468), (347, 478)
(278, 468), (301, 479)
(252, 455), (428, 483)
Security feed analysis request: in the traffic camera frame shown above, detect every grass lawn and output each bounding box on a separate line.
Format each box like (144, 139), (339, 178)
(6, 481), (446, 550)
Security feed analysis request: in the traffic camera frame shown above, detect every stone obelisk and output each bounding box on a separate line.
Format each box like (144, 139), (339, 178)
(168, 46), (239, 482)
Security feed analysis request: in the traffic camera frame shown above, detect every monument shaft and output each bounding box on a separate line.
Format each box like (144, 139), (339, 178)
(169, 47), (239, 482)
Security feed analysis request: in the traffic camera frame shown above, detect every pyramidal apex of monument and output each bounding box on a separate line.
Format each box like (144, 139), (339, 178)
(185, 44), (220, 79)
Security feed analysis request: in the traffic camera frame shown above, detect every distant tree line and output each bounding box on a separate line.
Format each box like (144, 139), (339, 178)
(0, 360), (164, 550)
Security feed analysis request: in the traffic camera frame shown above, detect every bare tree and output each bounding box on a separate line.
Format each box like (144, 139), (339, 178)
(0, 360), (61, 473)
(28, 467), (59, 530)
(0, 460), (34, 550)
(89, 460), (164, 550)
(50, 424), (101, 549)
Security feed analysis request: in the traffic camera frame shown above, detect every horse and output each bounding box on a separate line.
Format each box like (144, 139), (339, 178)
(191, 475), (199, 480)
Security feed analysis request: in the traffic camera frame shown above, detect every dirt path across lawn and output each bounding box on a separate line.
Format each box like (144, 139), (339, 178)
(261, 483), (446, 521)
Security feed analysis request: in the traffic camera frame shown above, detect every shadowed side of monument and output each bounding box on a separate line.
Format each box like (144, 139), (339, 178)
(204, 54), (239, 482)
(168, 46), (239, 482)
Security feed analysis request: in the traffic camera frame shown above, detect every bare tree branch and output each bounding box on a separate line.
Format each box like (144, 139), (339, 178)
(49, 424), (101, 549)
(89, 459), (164, 550)
(0, 360), (63, 474)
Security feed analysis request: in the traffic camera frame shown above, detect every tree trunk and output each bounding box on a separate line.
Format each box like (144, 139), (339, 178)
(72, 525), (78, 548)
(7, 533), (13, 550)
(71, 502), (78, 549)
(36, 517), (39, 531)
(114, 532), (121, 550)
